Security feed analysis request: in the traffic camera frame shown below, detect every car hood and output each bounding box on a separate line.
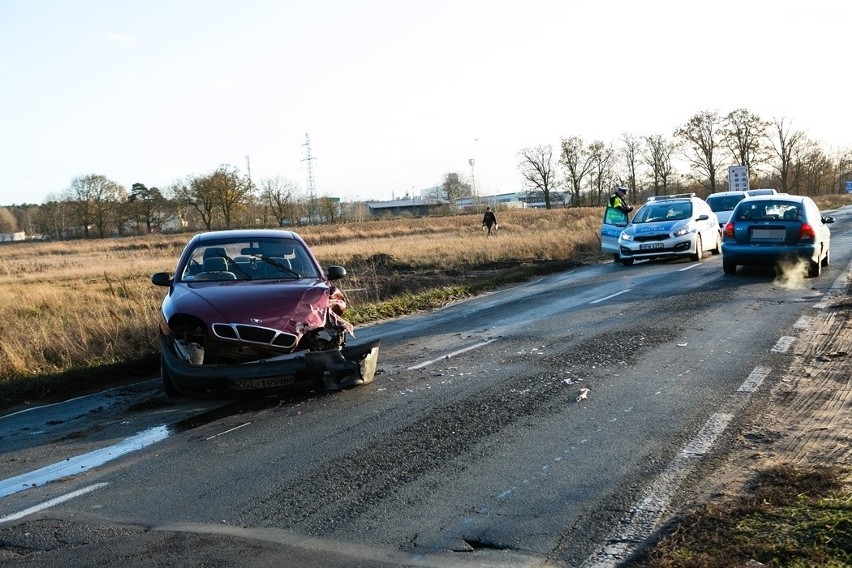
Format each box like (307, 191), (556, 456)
(623, 219), (689, 236)
(173, 278), (336, 330)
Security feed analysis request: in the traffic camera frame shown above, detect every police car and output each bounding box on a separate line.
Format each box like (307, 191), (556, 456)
(600, 193), (721, 266)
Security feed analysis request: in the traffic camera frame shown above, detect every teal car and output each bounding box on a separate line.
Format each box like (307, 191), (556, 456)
(721, 194), (833, 277)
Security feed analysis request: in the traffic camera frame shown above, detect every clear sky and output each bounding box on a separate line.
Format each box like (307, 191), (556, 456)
(1, 0), (848, 206)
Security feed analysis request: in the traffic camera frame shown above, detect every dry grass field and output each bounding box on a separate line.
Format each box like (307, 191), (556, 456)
(0, 207), (604, 403)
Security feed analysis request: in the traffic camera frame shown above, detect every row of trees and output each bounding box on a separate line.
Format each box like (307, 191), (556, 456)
(2, 108), (850, 238)
(518, 108), (852, 208)
(2, 166), (353, 240)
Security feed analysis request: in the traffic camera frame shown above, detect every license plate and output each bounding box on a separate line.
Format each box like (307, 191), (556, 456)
(639, 242), (664, 250)
(231, 376), (295, 390)
(751, 229), (786, 240)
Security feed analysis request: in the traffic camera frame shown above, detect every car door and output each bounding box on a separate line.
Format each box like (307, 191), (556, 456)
(600, 207), (629, 259)
(695, 200), (718, 251)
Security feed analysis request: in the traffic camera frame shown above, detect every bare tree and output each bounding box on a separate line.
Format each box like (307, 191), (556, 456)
(67, 174), (126, 238)
(517, 145), (558, 209)
(794, 139), (835, 197)
(560, 136), (595, 206)
(768, 116), (806, 193)
(437, 173), (471, 208)
(260, 176), (300, 227)
(0, 207), (19, 233)
(674, 110), (726, 193)
(211, 164), (253, 228)
(33, 195), (73, 239)
(620, 133), (642, 193)
(722, 108), (771, 183)
(641, 134), (678, 196)
(587, 141), (615, 206)
(174, 175), (217, 230)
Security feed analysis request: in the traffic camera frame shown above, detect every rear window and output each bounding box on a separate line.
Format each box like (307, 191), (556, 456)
(734, 202), (801, 221)
(707, 194), (745, 212)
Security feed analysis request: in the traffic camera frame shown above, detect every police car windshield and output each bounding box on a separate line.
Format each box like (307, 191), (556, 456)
(633, 201), (693, 223)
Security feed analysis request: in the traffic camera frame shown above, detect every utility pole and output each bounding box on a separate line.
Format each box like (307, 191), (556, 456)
(302, 133), (317, 224)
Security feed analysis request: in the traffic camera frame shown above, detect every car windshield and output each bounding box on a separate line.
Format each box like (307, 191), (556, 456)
(180, 238), (319, 282)
(733, 202), (801, 222)
(706, 195), (744, 212)
(632, 201), (693, 223)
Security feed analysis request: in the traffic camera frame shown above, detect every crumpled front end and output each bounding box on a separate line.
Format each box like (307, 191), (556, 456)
(161, 334), (381, 397)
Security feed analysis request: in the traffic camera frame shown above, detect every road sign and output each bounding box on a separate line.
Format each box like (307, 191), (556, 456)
(729, 166), (749, 191)
(845, 180), (852, 193)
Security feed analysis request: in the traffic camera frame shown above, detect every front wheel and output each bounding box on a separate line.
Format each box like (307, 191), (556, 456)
(621, 258), (634, 266)
(690, 235), (703, 261)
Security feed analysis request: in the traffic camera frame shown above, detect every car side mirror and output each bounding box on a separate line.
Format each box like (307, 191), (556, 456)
(696, 214), (709, 221)
(151, 272), (173, 287)
(823, 216), (835, 224)
(326, 265), (346, 280)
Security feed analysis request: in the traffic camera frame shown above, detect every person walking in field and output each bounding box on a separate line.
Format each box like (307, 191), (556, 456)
(482, 207), (497, 236)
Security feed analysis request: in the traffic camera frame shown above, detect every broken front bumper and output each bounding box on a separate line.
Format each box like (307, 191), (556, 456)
(160, 334), (381, 397)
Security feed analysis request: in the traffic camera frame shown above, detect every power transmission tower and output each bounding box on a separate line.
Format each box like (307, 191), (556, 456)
(302, 133), (317, 224)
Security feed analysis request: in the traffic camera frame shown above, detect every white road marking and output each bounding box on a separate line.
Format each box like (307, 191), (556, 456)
(206, 422), (251, 441)
(794, 315), (813, 330)
(582, 412), (735, 568)
(0, 425), (169, 499)
(677, 263), (701, 272)
(0, 483), (109, 524)
(407, 339), (497, 370)
(738, 367), (772, 393)
(771, 336), (796, 353)
(590, 289), (632, 304)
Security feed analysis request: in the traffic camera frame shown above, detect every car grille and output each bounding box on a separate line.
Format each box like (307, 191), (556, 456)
(212, 323), (298, 349)
(633, 234), (668, 242)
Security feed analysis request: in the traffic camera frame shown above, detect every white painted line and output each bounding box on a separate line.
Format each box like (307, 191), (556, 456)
(206, 422), (251, 441)
(677, 263), (700, 272)
(590, 289), (632, 304)
(0, 483), (109, 524)
(793, 316), (812, 330)
(0, 426), (169, 499)
(407, 339), (497, 370)
(738, 367), (771, 393)
(582, 413), (735, 568)
(771, 336), (796, 353)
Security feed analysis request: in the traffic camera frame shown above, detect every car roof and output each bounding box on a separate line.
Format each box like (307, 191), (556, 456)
(191, 229), (302, 243)
(707, 191), (747, 198)
(644, 192), (700, 203)
(738, 193), (800, 203)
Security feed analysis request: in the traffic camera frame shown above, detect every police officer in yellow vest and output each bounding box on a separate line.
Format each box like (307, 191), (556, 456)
(608, 187), (634, 214)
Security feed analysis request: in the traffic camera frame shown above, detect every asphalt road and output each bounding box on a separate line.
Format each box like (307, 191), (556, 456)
(1, 206), (850, 568)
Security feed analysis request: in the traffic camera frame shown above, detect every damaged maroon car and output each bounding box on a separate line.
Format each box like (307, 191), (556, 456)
(151, 229), (380, 398)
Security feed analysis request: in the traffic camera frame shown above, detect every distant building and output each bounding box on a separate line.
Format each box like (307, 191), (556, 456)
(0, 232), (25, 242)
(366, 197), (447, 218)
(365, 188), (570, 219)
